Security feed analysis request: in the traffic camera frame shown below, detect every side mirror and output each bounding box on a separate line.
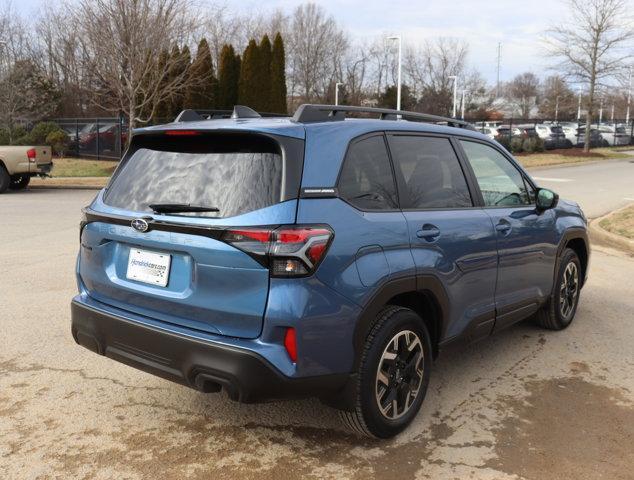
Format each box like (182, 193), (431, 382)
(536, 188), (559, 210)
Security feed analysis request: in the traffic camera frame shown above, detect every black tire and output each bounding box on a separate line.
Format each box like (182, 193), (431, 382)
(0, 166), (10, 194)
(535, 248), (582, 330)
(9, 174), (30, 190)
(340, 306), (432, 438)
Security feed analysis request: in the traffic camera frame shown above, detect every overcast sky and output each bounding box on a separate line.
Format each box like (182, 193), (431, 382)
(12, 0), (634, 84)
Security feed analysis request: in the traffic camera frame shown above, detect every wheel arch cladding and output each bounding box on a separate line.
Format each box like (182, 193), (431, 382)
(565, 237), (588, 286)
(352, 277), (447, 368)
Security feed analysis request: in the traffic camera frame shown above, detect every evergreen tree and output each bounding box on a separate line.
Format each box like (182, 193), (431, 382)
(152, 49), (171, 123)
(257, 35), (272, 112)
(217, 44), (240, 109)
(238, 39), (259, 109)
(167, 45), (191, 118)
(184, 38), (218, 110)
(270, 32), (287, 114)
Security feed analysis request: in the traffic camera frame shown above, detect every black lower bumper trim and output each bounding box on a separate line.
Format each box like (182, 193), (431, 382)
(71, 300), (348, 403)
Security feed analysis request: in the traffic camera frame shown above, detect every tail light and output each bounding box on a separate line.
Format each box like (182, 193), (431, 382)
(221, 225), (333, 277)
(27, 148), (36, 162)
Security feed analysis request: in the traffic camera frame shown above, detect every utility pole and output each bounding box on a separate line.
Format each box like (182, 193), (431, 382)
(335, 82), (344, 106)
(496, 42), (501, 98)
(610, 104), (615, 123)
(555, 96), (560, 123)
(449, 75), (458, 118)
(461, 90), (469, 119)
(577, 86), (582, 122)
(387, 35), (402, 111)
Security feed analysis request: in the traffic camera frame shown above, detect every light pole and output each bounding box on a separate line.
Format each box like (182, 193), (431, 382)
(449, 75), (458, 118)
(555, 96), (560, 123)
(577, 86), (582, 122)
(626, 66), (632, 124)
(599, 97), (604, 124)
(387, 35), (402, 111)
(335, 82), (344, 106)
(460, 90), (469, 119)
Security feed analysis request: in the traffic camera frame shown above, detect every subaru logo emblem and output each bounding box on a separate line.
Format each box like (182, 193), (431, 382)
(131, 218), (149, 233)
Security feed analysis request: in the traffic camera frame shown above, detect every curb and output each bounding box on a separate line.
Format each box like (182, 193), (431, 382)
(30, 184), (104, 190)
(589, 204), (634, 255)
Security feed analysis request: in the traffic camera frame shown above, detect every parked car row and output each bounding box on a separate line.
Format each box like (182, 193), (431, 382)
(477, 121), (633, 149)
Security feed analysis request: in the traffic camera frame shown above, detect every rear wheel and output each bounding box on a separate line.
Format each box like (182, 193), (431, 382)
(9, 174), (30, 190)
(0, 166), (10, 194)
(535, 248), (581, 330)
(340, 306), (432, 438)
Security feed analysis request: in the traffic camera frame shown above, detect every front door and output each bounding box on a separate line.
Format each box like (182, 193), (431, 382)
(458, 139), (558, 332)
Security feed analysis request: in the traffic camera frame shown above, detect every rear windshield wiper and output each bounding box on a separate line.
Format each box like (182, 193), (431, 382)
(148, 203), (220, 214)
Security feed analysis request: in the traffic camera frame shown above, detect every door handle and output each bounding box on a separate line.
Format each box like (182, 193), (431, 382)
(495, 220), (511, 235)
(416, 224), (440, 240)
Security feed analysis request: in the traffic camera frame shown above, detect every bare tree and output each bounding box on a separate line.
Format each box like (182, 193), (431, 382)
(546, 0), (634, 151)
(504, 72), (540, 118)
(286, 3), (348, 104)
(70, 0), (200, 138)
(403, 38), (469, 115)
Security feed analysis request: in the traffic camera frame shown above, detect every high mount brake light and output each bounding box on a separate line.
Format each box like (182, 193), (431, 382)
(164, 130), (200, 136)
(221, 225), (333, 277)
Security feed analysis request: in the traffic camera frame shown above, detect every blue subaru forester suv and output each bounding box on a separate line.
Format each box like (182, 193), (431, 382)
(71, 105), (589, 438)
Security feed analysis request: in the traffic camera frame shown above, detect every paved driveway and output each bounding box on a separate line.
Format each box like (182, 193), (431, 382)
(529, 158), (634, 218)
(1, 189), (633, 480)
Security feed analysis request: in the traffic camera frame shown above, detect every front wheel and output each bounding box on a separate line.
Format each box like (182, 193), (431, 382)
(340, 306), (432, 438)
(535, 248), (582, 330)
(9, 174), (30, 190)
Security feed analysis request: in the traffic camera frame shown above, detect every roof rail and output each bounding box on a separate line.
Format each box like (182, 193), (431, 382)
(292, 104), (473, 129)
(174, 106), (287, 123)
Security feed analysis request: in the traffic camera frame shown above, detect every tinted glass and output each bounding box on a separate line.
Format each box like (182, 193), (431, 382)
(390, 136), (472, 209)
(104, 134), (284, 218)
(338, 135), (398, 210)
(460, 141), (532, 207)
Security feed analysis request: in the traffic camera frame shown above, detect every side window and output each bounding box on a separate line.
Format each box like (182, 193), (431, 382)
(460, 140), (531, 207)
(338, 135), (398, 210)
(390, 136), (472, 209)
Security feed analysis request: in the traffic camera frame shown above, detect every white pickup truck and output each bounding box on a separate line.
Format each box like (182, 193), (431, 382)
(0, 146), (53, 193)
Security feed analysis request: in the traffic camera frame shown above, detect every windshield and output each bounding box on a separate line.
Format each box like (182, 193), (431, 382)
(104, 133), (286, 218)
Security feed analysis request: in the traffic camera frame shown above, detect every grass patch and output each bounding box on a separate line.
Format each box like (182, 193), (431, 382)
(600, 205), (634, 240)
(516, 147), (632, 168)
(51, 157), (118, 177)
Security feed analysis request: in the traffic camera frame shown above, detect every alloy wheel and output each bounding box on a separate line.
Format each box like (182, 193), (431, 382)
(559, 261), (579, 319)
(375, 330), (424, 420)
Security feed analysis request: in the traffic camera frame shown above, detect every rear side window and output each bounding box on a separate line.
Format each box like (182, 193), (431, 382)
(389, 136), (472, 209)
(338, 135), (398, 210)
(104, 133), (296, 218)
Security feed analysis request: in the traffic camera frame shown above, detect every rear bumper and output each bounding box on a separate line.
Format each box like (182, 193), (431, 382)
(71, 298), (349, 403)
(33, 162), (53, 175)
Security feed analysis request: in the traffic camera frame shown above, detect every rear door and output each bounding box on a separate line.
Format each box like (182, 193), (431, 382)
(458, 139), (557, 332)
(79, 131), (304, 339)
(387, 134), (499, 342)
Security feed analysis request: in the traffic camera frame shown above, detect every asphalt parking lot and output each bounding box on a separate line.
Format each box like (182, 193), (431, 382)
(1, 188), (633, 480)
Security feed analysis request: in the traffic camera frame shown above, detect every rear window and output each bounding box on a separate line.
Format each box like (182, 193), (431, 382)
(104, 133), (300, 218)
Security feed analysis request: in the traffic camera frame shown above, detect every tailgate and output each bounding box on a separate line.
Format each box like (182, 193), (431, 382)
(77, 131), (303, 339)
